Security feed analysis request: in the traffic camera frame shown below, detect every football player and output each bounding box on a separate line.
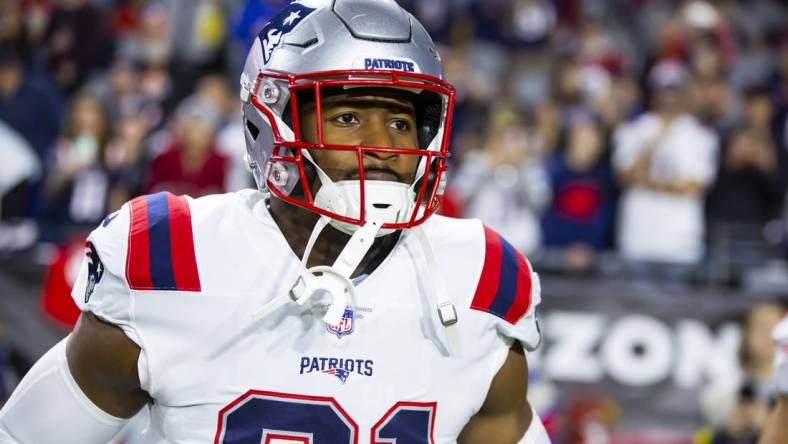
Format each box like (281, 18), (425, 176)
(0, 1), (550, 442)
(757, 315), (788, 444)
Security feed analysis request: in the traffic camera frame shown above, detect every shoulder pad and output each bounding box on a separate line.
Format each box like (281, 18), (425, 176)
(773, 315), (788, 394)
(125, 192), (201, 292)
(470, 225), (542, 350)
(470, 225), (535, 324)
(774, 316), (788, 344)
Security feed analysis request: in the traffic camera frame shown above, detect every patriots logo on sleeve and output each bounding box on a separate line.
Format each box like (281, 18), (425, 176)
(84, 241), (105, 303)
(259, 3), (317, 64)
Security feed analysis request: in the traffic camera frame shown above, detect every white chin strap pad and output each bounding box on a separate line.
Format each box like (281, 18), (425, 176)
(0, 338), (128, 444)
(314, 180), (415, 236)
(253, 218), (383, 328)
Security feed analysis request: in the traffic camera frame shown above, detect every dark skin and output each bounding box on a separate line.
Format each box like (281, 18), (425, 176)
(64, 92), (533, 441)
(758, 395), (788, 444)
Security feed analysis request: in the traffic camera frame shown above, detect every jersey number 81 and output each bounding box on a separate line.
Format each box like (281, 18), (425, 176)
(214, 390), (436, 443)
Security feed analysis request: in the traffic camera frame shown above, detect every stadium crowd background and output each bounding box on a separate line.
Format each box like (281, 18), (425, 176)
(1, 0), (788, 443)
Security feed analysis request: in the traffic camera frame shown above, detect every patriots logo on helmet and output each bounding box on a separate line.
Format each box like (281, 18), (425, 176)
(259, 3), (317, 64)
(84, 241), (104, 303)
(327, 307), (355, 338)
(322, 368), (351, 384)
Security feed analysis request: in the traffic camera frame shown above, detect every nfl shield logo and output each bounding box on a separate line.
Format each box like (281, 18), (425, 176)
(327, 307), (354, 338)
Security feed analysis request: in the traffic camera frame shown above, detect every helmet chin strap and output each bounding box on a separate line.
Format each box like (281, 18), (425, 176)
(304, 149), (417, 236)
(412, 226), (461, 357)
(253, 216), (383, 328)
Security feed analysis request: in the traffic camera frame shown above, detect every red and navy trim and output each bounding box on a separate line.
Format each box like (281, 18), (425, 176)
(470, 226), (533, 324)
(126, 192), (201, 291)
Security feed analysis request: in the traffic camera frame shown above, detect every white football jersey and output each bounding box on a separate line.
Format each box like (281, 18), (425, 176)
(71, 190), (541, 443)
(773, 315), (788, 394)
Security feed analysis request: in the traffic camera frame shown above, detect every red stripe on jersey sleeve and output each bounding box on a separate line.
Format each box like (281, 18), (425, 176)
(503, 250), (533, 324)
(126, 196), (153, 290)
(470, 225), (503, 312)
(166, 193), (201, 291)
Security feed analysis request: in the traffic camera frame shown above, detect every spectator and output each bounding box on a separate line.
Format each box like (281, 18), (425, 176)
(453, 103), (550, 254)
(0, 43), (62, 161)
(167, 0), (228, 109)
(705, 86), (784, 282)
(594, 73), (643, 129)
(508, 0), (556, 47)
(0, 1), (29, 52)
(0, 43), (62, 217)
(43, 92), (112, 237)
(45, 0), (113, 93)
(197, 74), (254, 192)
(468, 0), (510, 45)
(399, 0), (454, 43)
(690, 74), (736, 135)
(552, 58), (585, 120)
(613, 61), (718, 266)
(740, 86), (779, 139)
(706, 125), (782, 228)
(542, 115), (617, 272)
(126, 2), (172, 66)
(144, 95), (227, 197)
(0, 121), (40, 222)
(104, 112), (150, 211)
(108, 0), (144, 42)
(92, 59), (144, 122)
(738, 85), (787, 193)
(534, 100), (561, 155)
(0, 121), (40, 252)
(774, 37), (788, 108)
(688, 34), (727, 83)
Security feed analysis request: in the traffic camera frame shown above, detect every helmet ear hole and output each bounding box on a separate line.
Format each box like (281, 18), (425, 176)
(246, 119), (260, 140)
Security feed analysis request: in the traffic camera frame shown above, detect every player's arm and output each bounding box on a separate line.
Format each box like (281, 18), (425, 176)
(758, 395), (788, 444)
(67, 312), (151, 416)
(0, 312), (149, 443)
(458, 343), (531, 443)
(461, 226), (549, 443)
(759, 317), (788, 444)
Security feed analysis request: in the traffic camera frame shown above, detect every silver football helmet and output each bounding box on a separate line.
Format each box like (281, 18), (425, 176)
(240, 0), (455, 234)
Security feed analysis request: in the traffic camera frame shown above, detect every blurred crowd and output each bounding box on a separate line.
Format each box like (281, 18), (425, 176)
(3, 0), (788, 289)
(430, 0), (788, 288)
(2, 0), (788, 288)
(2, 1), (788, 443)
